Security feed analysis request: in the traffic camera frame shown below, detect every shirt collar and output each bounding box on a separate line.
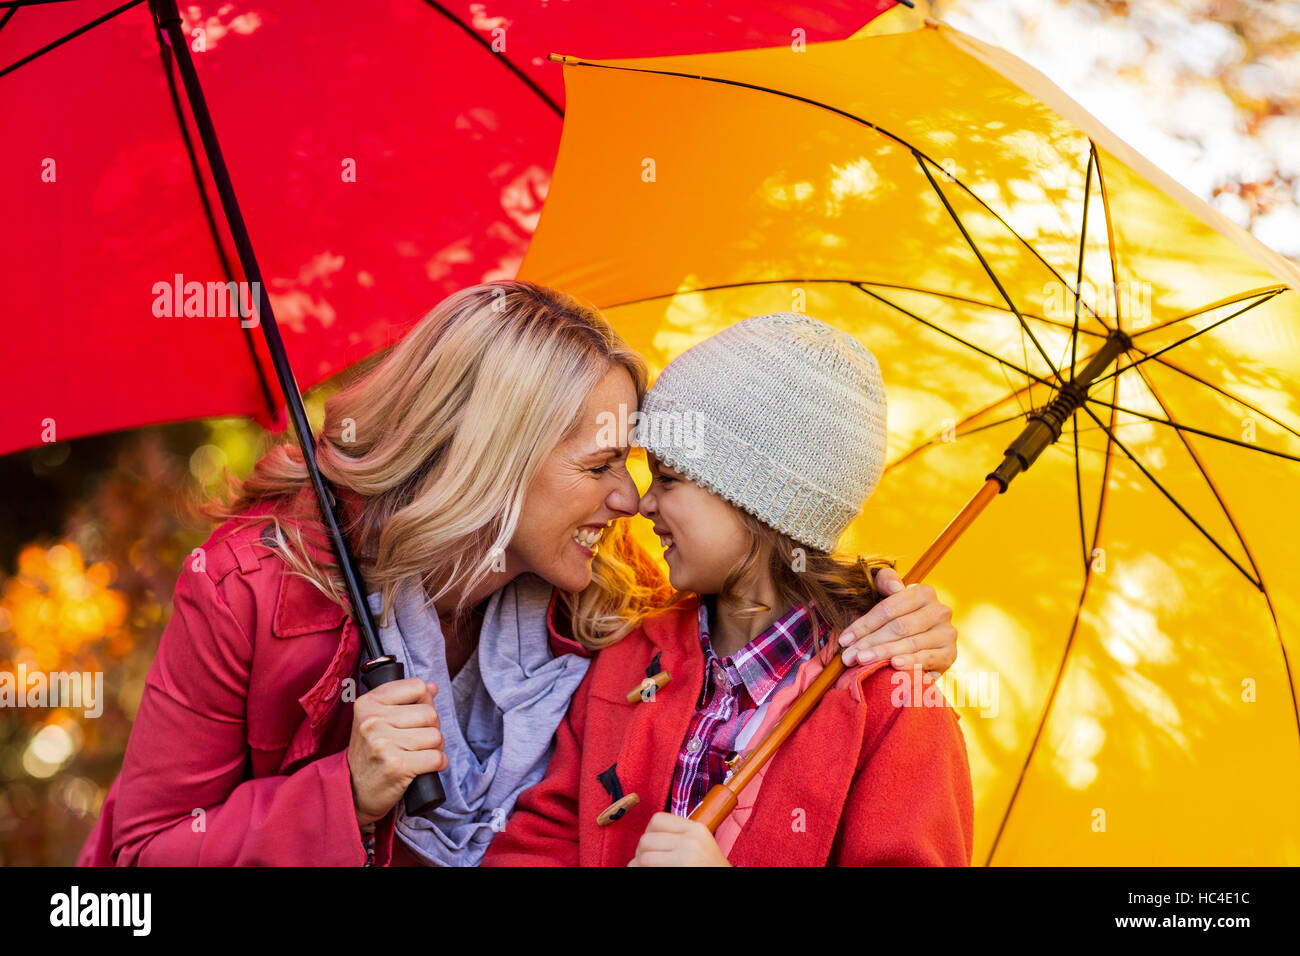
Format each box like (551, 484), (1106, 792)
(698, 596), (826, 707)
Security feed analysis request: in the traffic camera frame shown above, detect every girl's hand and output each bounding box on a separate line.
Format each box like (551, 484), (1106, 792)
(837, 567), (957, 679)
(627, 812), (732, 867)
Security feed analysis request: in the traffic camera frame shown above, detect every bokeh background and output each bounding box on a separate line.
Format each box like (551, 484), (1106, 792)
(3, 0), (1297, 865)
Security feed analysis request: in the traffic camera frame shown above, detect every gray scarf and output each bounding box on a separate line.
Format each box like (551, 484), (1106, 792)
(364, 573), (591, 867)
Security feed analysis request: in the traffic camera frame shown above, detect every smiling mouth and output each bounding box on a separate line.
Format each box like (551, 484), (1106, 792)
(571, 525), (606, 553)
(655, 530), (675, 554)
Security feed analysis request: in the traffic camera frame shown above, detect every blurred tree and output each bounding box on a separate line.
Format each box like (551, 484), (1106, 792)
(933, 0), (1300, 260)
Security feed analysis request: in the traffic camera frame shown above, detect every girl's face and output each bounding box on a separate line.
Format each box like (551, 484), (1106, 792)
(638, 453), (752, 595)
(508, 366), (641, 593)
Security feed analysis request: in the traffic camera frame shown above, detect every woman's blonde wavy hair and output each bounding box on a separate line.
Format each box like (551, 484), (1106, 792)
(204, 279), (669, 650)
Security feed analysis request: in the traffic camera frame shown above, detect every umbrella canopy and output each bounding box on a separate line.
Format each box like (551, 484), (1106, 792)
(517, 19), (1300, 864)
(0, 0), (898, 457)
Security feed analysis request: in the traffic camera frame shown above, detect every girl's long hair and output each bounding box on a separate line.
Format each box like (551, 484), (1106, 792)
(714, 510), (896, 661)
(203, 279), (669, 649)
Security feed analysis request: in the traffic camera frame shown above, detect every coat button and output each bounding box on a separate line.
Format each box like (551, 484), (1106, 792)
(625, 669), (671, 703)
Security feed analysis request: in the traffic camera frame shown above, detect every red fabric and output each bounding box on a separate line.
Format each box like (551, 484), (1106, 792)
(482, 595), (975, 867)
(76, 498), (384, 865)
(1, 0), (896, 458)
(77, 492), (585, 866)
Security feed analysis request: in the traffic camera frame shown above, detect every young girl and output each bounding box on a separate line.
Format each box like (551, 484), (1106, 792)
(482, 312), (974, 866)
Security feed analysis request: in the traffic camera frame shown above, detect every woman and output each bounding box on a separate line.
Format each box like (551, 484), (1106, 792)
(77, 281), (959, 866)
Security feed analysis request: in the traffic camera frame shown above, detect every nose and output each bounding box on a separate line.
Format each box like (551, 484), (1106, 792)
(638, 484), (657, 521)
(606, 469), (640, 518)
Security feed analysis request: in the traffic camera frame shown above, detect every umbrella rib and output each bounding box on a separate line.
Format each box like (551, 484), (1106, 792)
(555, 58), (1114, 333)
(985, 358), (1123, 866)
(0, 0), (145, 77)
(417, 0), (563, 117)
(151, 16), (280, 423)
(1089, 142), (1126, 331)
(1069, 147), (1095, 379)
(884, 399), (1036, 474)
(1078, 402), (1261, 588)
(1083, 396), (1300, 463)
(599, 276), (1109, 339)
(857, 281), (1109, 339)
(852, 283), (1055, 389)
(1092, 289), (1287, 386)
(1129, 360), (1266, 580)
(1130, 285), (1290, 340)
(913, 151), (1065, 388)
(0, 7), (16, 33)
(1141, 351), (1300, 443)
(1072, 405), (1087, 571)
(1130, 361), (1300, 759)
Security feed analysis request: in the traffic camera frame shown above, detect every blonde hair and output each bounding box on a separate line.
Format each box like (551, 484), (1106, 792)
(204, 280), (669, 649)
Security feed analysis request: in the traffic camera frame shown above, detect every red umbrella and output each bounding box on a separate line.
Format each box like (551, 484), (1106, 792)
(2, 0), (899, 455)
(1, 0), (901, 813)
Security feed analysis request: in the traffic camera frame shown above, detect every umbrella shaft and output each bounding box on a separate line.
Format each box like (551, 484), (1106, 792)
(988, 331), (1131, 491)
(149, 0), (385, 661)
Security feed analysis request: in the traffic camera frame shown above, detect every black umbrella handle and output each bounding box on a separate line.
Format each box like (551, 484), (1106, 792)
(360, 656), (447, 816)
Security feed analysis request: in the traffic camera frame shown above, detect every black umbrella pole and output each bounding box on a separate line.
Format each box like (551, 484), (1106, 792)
(988, 331), (1131, 491)
(150, 0), (444, 816)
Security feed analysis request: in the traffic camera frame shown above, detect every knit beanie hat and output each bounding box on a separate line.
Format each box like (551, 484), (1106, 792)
(631, 312), (888, 553)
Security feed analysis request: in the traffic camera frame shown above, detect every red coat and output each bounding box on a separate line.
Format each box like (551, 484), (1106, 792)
(482, 594), (975, 866)
(77, 494), (582, 867)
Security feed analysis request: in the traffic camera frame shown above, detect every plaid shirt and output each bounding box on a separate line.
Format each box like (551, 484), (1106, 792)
(667, 597), (829, 817)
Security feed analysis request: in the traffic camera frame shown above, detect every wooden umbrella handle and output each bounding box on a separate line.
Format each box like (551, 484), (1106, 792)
(689, 478), (1003, 832)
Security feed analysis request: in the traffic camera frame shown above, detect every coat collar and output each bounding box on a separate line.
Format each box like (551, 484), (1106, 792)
(638, 592), (702, 650)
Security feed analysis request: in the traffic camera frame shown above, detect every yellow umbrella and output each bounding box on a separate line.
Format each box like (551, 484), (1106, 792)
(518, 15), (1300, 865)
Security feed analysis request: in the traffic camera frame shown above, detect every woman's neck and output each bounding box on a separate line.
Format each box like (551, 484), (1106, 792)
(431, 572), (514, 679)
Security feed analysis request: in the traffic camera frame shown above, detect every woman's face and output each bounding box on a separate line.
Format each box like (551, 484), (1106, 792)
(507, 366), (641, 593)
(638, 452), (752, 595)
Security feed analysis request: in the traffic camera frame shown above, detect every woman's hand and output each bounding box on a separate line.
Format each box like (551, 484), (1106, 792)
(627, 812), (731, 867)
(838, 567), (957, 679)
(347, 676), (448, 827)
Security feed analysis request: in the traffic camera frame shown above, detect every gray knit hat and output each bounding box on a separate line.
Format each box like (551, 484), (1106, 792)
(631, 312), (888, 553)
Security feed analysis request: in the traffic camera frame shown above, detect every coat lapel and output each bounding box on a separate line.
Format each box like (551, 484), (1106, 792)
(277, 570), (359, 771)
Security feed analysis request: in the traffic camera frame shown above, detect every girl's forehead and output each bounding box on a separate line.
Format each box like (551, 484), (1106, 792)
(647, 453), (685, 478)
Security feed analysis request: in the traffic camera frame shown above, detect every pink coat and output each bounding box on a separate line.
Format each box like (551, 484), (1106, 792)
(78, 490), (582, 867)
(78, 495), (394, 865)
